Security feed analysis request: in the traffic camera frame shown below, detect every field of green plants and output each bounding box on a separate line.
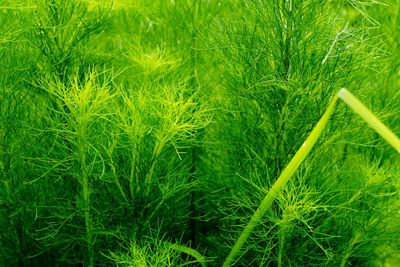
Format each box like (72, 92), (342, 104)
(1, 0), (400, 266)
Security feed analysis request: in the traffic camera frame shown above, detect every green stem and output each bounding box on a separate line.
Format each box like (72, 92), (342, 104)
(110, 158), (128, 204)
(78, 122), (94, 267)
(144, 137), (165, 196)
(339, 217), (378, 267)
(82, 161), (94, 267)
(222, 95), (339, 267)
(339, 230), (362, 267)
(169, 243), (207, 267)
(129, 147), (137, 198)
(223, 88), (400, 266)
(338, 88), (400, 153)
(188, 0), (202, 246)
(278, 228), (285, 267)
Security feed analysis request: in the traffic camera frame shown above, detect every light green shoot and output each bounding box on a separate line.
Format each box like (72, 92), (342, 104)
(223, 89), (400, 266)
(338, 88), (400, 153)
(169, 243), (207, 267)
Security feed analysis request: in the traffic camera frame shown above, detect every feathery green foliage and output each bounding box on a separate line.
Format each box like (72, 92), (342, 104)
(0, 0), (399, 266)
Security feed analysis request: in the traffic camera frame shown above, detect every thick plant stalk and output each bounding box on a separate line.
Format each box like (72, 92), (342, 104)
(222, 94), (340, 267)
(278, 227), (286, 267)
(77, 120), (95, 267)
(338, 88), (400, 153)
(76, 120), (95, 267)
(223, 88), (400, 266)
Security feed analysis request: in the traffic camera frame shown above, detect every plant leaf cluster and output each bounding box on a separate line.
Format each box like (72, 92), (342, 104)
(0, 0), (399, 266)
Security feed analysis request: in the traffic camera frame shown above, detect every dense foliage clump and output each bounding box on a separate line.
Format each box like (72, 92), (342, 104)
(1, 0), (399, 266)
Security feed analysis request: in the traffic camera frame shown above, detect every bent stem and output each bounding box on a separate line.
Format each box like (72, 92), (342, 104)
(169, 243), (207, 267)
(222, 94), (340, 267)
(338, 88), (400, 153)
(223, 88), (400, 266)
